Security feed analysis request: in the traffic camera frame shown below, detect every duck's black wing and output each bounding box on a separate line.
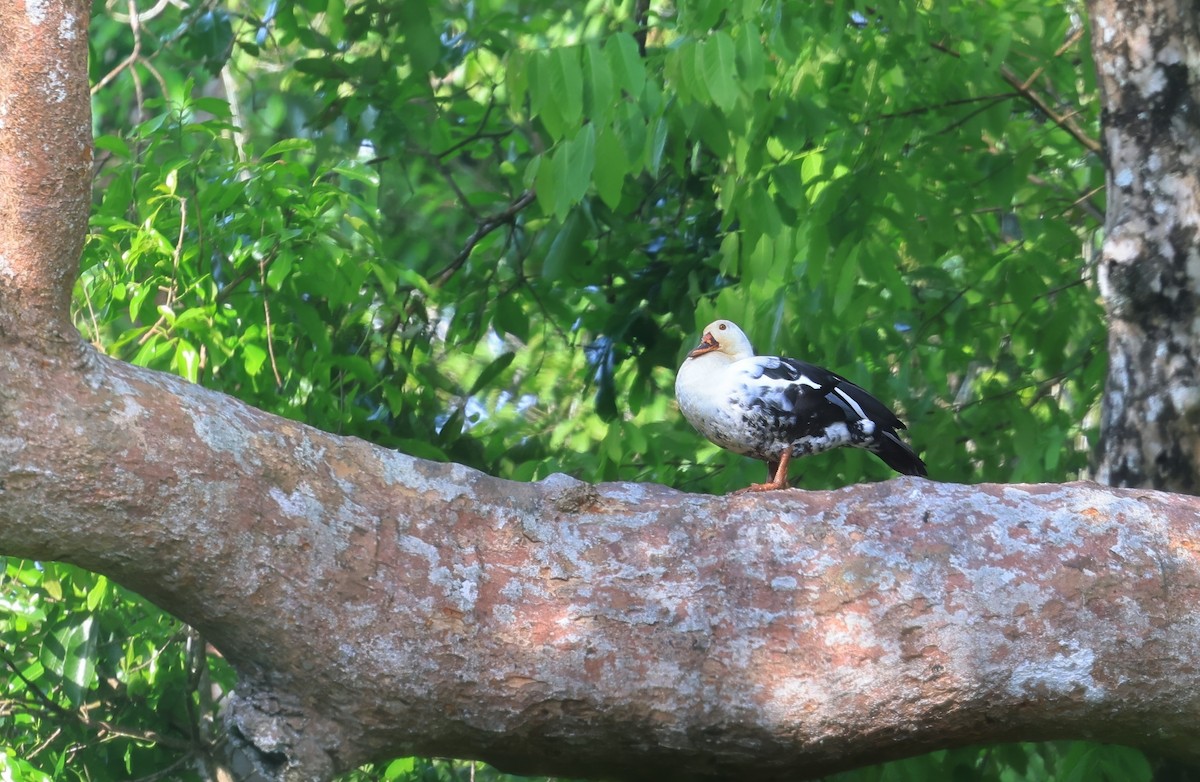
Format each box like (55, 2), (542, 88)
(733, 356), (927, 476)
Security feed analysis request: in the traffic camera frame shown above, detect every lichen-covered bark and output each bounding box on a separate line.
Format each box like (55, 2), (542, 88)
(1088, 0), (1200, 490)
(2, 349), (1200, 781)
(12, 381), (1200, 782)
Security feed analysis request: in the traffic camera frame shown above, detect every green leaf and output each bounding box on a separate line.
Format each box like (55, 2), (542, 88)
(131, 335), (173, 367)
(545, 47), (584, 135)
(593, 127), (629, 210)
(542, 210), (586, 281)
(266, 252), (295, 290)
(43, 616), (97, 707)
(85, 576), (109, 612)
(42, 576), (62, 600)
(394, 438), (450, 462)
(534, 147), (567, 219)
(395, 3), (439, 73)
(325, 0), (345, 42)
(832, 246), (860, 317)
(128, 282), (156, 324)
(584, 42), (614, 119)
(174, 339), (200, 382)
(601, 421), (623, 462)
(494, 295), (529, 342)
(563, 124), (596, 206)
(699, 31), (740, 112)
(384, 757), (417, 780)
(532, 52), (565, 140)
(735, 26), (766, 92)
(507, 50), (529, 113)
(469, 352), (516, 395)
(263, 138), (315, 158)
(294, 57), (348, 79)
(681, 0), (722, 31)
(191, 96), (232, 118)
(182, 10), (234, 75)
(94, 134), (131, 158)
(673, 40), (706, 104)
(396, 268), (434, 297)
(243, 343), (268, 376)
(173, 306), (211, 332)
(606, 33), (645, 98)
(613, 101), (647, 169)
(646, 116), (669, 176)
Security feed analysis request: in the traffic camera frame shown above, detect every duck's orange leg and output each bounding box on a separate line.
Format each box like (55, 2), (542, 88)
(732, 447), (792, 494)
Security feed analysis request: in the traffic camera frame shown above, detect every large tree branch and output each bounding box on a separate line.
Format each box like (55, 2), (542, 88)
(3, 348), (1200, 780)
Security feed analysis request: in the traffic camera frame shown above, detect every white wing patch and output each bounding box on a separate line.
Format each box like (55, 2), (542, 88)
(832, 387), (868, 420)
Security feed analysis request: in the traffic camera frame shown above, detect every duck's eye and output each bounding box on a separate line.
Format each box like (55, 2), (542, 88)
(718, 323), (727, 330)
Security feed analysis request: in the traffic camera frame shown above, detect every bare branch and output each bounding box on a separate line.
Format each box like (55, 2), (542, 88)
(433, 189), (537, 286)
(926, 40), (1101, 154)
(999, 64), (1102, 154)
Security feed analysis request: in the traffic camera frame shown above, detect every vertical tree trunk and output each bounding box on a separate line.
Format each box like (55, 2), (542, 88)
(0, 0), (92, 346)
(1088, 0), (1200, 491)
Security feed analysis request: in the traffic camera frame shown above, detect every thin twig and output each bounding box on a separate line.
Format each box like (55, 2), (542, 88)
(927, 40), (1100, 154)
(106, 0), (174, 24)
(0, 646), (194, 751)
(873, 92), (1020, 121)
(435, 99), (504, 159)
(433, 190), (536, 286)
(953, 356), (1093, 413)
(424, 151), (483, 221)
(137, 195), (188, 346)
(1000, 64), (1101, 153)
(140, 57), (171, 97)
(27, 726), (62, 759)
(92, 0), (145, 94)
(259, 248), (284, 387)
(933, 94), (1015, 137)
(1022, 25), (1087, 88)
(80, 274), (105, 350)
(215, 243), (280, 304)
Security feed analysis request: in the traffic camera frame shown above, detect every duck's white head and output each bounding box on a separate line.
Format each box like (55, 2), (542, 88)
(686, 319), (755, 362)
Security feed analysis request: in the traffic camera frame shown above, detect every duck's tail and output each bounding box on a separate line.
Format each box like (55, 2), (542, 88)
(870, 431), (927, 477)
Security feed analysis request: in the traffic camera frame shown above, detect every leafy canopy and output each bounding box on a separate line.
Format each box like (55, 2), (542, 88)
(0, 0), (1120, 780)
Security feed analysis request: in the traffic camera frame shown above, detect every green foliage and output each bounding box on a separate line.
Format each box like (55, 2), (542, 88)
(0, 0), (1130, 779)
(0, 557), (234, 780)
(342, 757), (586, 782)
(824, 742), (1152, 782)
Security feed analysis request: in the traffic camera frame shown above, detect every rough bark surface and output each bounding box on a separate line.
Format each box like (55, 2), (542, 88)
(1089, 0), (1200, 490)
(3, 351), (1200, 781)
(0, 0), (92, 348)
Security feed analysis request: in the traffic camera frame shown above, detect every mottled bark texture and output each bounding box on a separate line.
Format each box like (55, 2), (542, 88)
(1089, 0), (1200, 490)
(4, 1), (1200, 781)
(0, 0), (93, 348)
(4, 358), (1200, 781)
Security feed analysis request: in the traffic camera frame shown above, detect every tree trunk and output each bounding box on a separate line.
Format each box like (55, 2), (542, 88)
(1089, 0), (1200, 491)
(3, 1), (1200, 781)
(0, 0), (91, 347)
